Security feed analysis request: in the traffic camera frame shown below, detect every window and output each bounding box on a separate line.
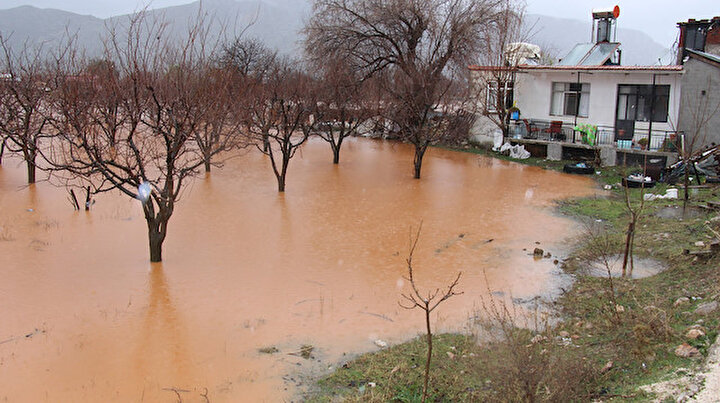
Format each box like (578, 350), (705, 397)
(550, 82), (590, 117)
(616, 84), (670, 123)
(486, 81), (513, 113)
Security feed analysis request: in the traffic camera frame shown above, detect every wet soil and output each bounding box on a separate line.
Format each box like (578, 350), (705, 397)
(0, 138), (595, 401)
(585, 255), (668, 279)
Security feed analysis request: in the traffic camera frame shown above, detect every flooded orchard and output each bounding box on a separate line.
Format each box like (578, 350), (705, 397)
(0, 138), (595, 401)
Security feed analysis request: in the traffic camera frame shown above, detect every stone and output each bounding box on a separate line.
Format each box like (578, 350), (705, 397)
(544, 252), (552, 258)
(446, 351), (455, 359)
(674, 297), (691, 307)
(675, 343), (700, 358)
(686, 328), (706, 340)
(530, 334), (546, 344)
(600, 360), (613, 373)
(374, 339), (388, 348)
(558, 330), (570, 338)
(695, 301), (718, 315)
(615, 305), (625, 313)
(533, 248), (544, 256)
(695, 241), (706, 247)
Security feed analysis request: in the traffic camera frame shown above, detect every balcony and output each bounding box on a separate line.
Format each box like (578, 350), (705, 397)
(511, 119), (679, 152)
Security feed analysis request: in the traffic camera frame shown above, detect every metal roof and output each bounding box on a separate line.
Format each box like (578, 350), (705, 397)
(686, 48), (720, 66)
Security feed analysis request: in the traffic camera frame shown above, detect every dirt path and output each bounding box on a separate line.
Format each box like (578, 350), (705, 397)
(692, 340), (720, 402)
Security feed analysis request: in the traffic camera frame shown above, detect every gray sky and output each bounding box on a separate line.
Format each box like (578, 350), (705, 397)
(525, 0), (717, 48)
(0, 0), (718, 48)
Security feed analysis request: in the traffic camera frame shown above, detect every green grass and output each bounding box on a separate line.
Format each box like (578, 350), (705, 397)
(307, 149), (720, 402)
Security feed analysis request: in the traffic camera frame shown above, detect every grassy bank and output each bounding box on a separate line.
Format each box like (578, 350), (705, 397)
(307, 148), (720, 402)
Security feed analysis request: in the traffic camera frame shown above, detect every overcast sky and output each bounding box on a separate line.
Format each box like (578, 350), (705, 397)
(0, 0), (717, 48)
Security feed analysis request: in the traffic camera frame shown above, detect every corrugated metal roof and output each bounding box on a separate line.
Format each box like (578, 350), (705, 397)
(686, 48), (720, 65)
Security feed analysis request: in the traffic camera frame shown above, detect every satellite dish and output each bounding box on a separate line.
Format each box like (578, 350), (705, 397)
(613, 5), (620, 18)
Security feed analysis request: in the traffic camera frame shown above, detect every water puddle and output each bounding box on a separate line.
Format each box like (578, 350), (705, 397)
(0, 138), (595, 401)
(585, 255), (668, 279)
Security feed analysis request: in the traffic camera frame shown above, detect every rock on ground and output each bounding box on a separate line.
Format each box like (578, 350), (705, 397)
(691, 341), (720, 402)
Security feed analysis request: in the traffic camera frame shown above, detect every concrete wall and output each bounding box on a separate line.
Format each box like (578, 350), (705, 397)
(513, 69), (682, 141)
(678, 57), (720, 150)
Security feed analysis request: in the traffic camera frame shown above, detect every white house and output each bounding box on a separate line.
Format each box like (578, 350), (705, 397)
(470, 6), (684, 152)
(512, 65), (682, 149)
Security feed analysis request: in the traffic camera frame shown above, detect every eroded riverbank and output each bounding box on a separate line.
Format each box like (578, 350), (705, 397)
(0, 138), (596, 401)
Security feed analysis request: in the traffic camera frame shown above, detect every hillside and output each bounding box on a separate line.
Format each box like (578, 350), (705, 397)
(0, 1), (671, 65)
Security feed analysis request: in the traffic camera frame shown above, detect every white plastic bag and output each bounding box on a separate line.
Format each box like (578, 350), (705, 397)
(509, 144), (530, 159)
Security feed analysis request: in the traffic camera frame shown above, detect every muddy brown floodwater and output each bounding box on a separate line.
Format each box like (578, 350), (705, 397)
(0, 138), (596, 402)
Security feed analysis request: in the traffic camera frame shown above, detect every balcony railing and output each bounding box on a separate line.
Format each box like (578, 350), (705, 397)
(509, 119), (679, 152)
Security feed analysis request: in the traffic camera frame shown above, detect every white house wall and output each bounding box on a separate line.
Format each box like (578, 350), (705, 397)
(514, 70), (682, 138)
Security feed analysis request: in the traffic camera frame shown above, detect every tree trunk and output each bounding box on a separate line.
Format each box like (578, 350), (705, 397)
(621, 219), (635, 277)
(422, 307), (432, 403)
(204, 159), (211, 173)
(0, 139), (5, 165)
(683, 164), (690, 213)
(332, 147), (340, 164)
(84, 186), (91, 211)
(413, 145), (427, 179)
(26, 160), (36, 184)
(147, 220), (166, 263)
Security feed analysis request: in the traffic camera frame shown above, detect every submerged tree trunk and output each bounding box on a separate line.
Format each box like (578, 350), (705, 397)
(147, 219), (167, 263)
(204, 159), (211, 173)
(413, 144), (428, 179)
(142, 198), (169, 263)
(0, 139), (5, 165)
(26, 160), (36, 184)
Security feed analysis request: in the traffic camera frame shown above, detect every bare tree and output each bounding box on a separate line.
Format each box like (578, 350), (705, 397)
(305, 0), (503, 178)
(221, 37), (276, 79)
(471, 0), (529, 137)
(620, 165), (648, 278)
(44, 13), (235, 262)
(0, 36), (51, 183)
(221, 37), (277, 152)
(195, 65), (247, 173)
(312, 58), (372, 164)
(399, 224), (462, 403)
(246, 58), (317, 192)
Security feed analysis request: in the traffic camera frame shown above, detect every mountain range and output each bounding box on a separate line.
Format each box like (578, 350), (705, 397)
(0, 0), (671, 65)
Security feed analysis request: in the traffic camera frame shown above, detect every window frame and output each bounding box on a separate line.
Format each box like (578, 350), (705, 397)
(486, 81), (514, 114)
(550, 82), (590, 118)
(616, 84), (670, 123)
